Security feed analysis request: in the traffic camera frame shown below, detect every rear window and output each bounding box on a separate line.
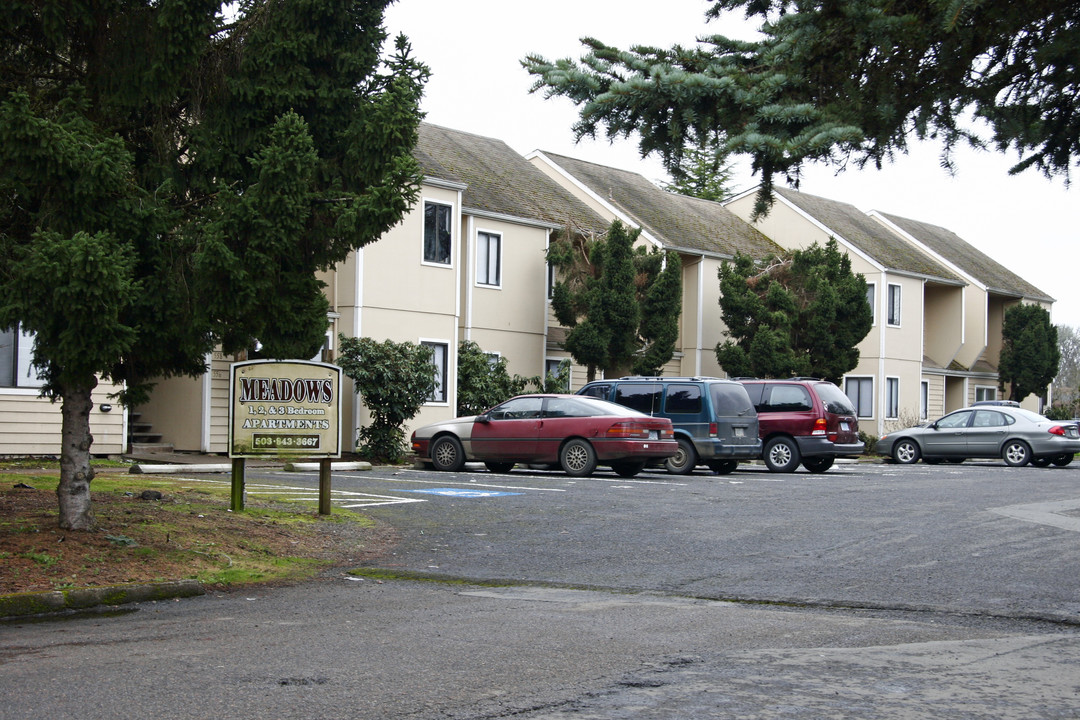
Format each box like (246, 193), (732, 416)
(664, 384), (702, 414)
(614, 383), (662, 414)
(814, 382), (856, 415)
(579, 384), (611, 400)
(711, 383), (755, 417)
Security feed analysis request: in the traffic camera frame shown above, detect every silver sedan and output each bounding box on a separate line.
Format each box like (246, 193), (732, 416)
(876, 406), (1080, 467)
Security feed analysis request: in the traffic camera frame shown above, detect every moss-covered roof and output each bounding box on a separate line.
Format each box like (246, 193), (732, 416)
(414, 124), (609, 235)
(774, 187), (963, 284)
(539, 152), (782, 259)
(877, 212), (1053, 302)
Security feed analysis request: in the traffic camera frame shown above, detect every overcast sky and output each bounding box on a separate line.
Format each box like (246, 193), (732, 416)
(384, 0), (1077, 329)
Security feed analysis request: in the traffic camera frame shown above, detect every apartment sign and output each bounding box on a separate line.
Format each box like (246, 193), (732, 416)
(229, 360), (342, 458)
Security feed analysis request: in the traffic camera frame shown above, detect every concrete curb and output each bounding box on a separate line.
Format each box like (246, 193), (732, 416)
(0, 579), (205, 619)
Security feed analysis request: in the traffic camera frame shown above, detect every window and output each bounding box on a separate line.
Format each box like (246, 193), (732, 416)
(938, 410), (972, 429)
(476, 231), (501, 286)
(545, 358), (570, 392)
(0, 324), (45, 389)
(421, 341), (448, 403)
(887, 283), (901, 326)
(845, 377), (874, 418)
(973, 410), (1008, 427)
(614, 383), (662, 414)
(920, 381), (929, 420)
(975, 386), (997, 403)
(664, 384), (702, 414)
(423, 201), (452, 265)
(761, 384), (812, 412)
(866, 283), (876, 324)
(547, 261), (556, 299)
(886, 377), (899, 419)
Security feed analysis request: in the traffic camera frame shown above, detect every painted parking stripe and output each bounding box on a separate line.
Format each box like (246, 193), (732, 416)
(392, 488), (521, 498)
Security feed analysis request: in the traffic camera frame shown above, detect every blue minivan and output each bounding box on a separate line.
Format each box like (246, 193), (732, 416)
(578, 377), (761, 474)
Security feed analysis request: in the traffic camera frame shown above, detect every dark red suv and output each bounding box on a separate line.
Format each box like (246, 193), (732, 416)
(738, 379), (864, 473)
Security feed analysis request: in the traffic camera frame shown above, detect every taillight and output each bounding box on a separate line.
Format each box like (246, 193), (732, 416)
(709, 422), (718, 437)
(659, 427), (674, 439)
(1049, 425), (1068, 436)
(812, 417), (827, 436)
(606, 422), (649, 438)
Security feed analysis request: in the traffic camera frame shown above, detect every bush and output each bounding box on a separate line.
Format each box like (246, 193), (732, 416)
(337, 336), (436, 463)
(456, 341), (529, 416)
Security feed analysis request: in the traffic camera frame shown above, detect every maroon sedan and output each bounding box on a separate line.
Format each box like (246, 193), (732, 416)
(411, 394), (677, 477)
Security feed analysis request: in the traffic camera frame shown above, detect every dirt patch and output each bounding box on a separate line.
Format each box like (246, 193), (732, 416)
(0, 479), (397, 595)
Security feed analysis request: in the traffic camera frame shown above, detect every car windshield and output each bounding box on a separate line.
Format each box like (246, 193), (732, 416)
(814, 382), (856, 415)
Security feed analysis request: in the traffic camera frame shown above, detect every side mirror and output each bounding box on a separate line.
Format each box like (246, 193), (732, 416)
(477, 413), (491, 424)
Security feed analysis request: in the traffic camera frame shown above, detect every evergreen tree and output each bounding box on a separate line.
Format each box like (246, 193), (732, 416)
(525, 1), (1080, 217)
(716, 239), (870, 384)
(549, 220), (682, 380)
(0, 1), (427, 528)
(660, 132), (736, 202)
(999, 304), (1059, 403)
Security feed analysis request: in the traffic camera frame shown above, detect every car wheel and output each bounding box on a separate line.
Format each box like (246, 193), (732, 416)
(664, 438), (698, 475)
(707, 460), (739, 475)
(801, 456), (834, 473)
(1052, 453), (1074, 467)
(484, 461), (515, 474)
(1030, 457), (1052, 468)
(611, 460), (646, 478)
(892, 439), (920, 465)
(560, 438), (597, 477)
(430, 435), (466, 472)
(763, 436), (801, 473)
(1002, 439), (1032, 467)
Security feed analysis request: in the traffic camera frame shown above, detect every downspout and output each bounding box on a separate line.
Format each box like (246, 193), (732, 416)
(351, 248), (364, 453)
(464, 215), (474, 341)
(877, 274), (888, 437)
(200, 351), (213, 452)
(696, 256), (705, 376)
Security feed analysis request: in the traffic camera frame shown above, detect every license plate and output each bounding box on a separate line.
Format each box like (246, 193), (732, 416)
(649, 430), (658, 440)
(1069, 427), (1079, 439)
(735, 427), (745, 437)
(840, 422), (850, 431)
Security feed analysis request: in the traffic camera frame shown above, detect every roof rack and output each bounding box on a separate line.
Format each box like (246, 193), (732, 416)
(616, 376), (725, 381)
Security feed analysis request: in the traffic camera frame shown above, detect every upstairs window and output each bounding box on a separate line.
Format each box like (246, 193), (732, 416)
(887, 283), (902, 326)
(476, 231), (501, 286)
(423, 201), (452, 265)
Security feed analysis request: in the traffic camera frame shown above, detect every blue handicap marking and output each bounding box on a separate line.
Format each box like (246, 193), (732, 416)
(395, 488), (521, 498)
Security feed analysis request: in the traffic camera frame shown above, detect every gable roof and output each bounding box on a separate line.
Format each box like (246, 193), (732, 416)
(773, 187), (963, 285)
(536, 152), (781, 259)
(414, 123), (608, 235)
(874, 212), (1053, 302)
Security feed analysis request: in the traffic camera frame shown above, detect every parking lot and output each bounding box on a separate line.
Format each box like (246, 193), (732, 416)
(239, 458), (1080, 622)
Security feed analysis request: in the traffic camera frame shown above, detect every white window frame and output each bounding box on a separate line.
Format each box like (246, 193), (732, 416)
(420, 339), (450, 405)
(1, 324), (46, 389)
(887, 283), (902, 327)
(845, 376), (874, 419)
(545, 357), (571, 393)
(866, 282), (876, 325)
(422, 200), (454, 267)
(975, 385), (997, 403)
(885, 376), (900, 419)
(920, 380), (929, 420)
(475, 229), (502, 288)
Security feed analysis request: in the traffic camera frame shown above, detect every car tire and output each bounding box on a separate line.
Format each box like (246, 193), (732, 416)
(763, 436), (801, 473)
(801, 456), (834, 473)
(707, 460), (739, 475)
(1030, 457), (1052, 468)
(664, 438), (698, 475)
(430, 435), (466, 472)
(484, 461), (515, 474)
(1052, 454), (1074, 467)
(892, 439), (921, 465)
(1002, 439), (1032, 467)
(560, 438), (597, 477)
(611, 460), (646, 478)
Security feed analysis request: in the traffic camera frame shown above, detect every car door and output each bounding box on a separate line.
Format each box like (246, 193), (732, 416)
(965, 410), (1010, 458)
(532, 396), (597, 462)
(922, 410), (973, 456)
(470, 396), (544, 460)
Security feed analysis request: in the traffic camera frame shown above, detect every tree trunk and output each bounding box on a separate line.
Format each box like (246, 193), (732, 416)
(57, 378), (98, 530)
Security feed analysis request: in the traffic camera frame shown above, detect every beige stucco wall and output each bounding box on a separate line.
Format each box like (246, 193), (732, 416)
(0, 385), (126, 456)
